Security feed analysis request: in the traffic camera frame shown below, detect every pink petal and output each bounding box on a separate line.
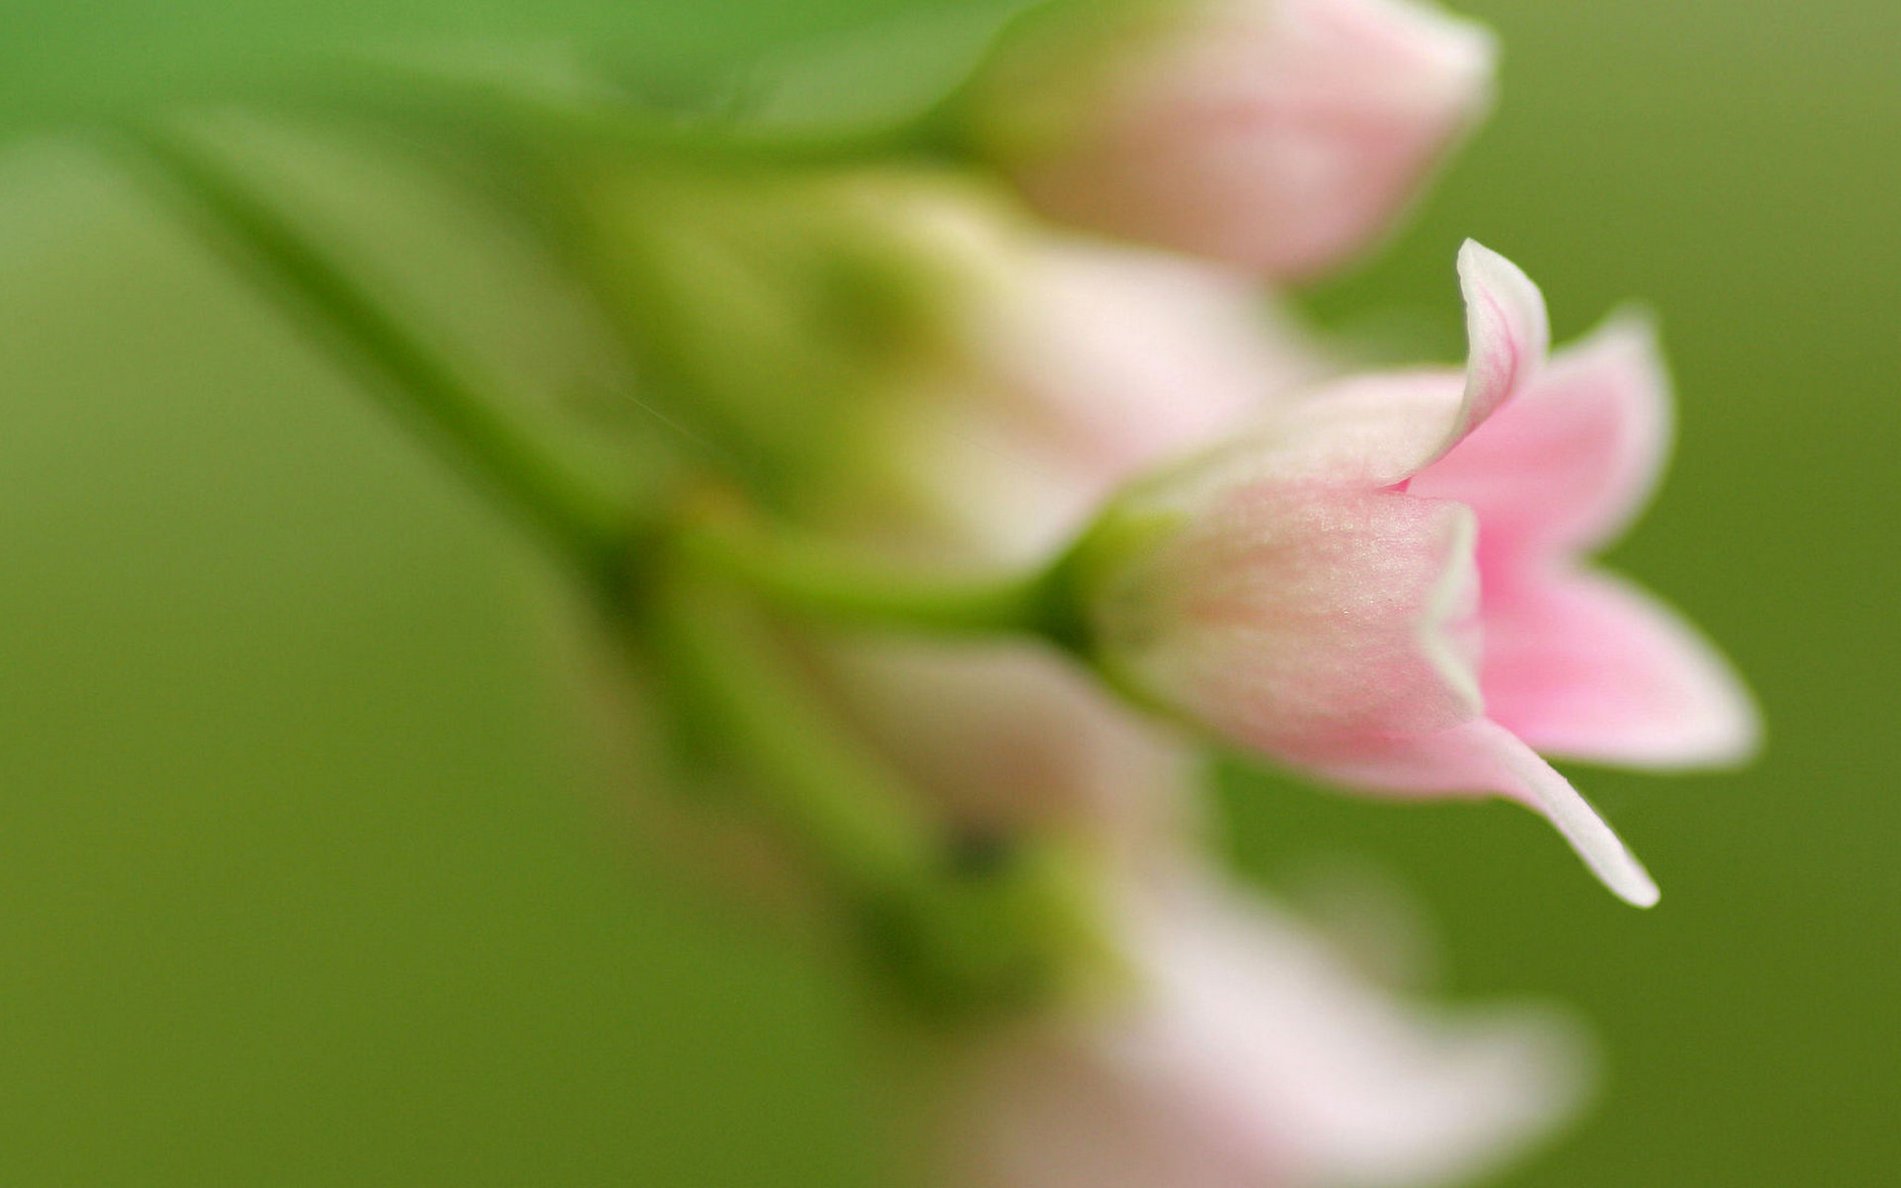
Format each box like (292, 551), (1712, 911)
(1451, 240), (1551, 447)
(1195, 241), (1547, 489)
(1412, 315), (1672, 561)
(1480, 568), (1762, 770)
(1242, 366), (1470, 487)
(1299, 719), (1660, 906)
(1092, 488), (1484, 754)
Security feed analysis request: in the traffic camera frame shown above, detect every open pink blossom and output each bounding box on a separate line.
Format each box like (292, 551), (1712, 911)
(1073, 241), (1755, 904)
(1406, 315), (1761, 769)
(965, 0), (1495, 279)
(929, 870), (1586, 1188)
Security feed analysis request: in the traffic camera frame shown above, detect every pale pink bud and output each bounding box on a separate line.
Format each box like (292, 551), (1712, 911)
(928, 871), (1587, 1188)
(813, 637), (1203, 867)
(1073, 243), (1672, 905)
(859, 235), (1329, 565)
(966, 0), (1497, 278)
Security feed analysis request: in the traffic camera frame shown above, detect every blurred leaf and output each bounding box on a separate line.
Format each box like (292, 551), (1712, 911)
(0, 0), (1025, 143)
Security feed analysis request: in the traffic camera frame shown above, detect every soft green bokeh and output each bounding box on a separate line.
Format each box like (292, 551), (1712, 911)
(1, 1), (1895, 1184)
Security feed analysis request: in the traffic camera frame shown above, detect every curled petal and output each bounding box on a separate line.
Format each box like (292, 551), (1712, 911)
(1092, 489), (1484, 755)
(1477, 721), (1660, 908)
(1178, 241), (1548, 491)
(1450, 239), (1551, 454)
(1480, 569), (1762, 770)
(1302, 719), (1661, 907)
(1412, 314), (1672, 561)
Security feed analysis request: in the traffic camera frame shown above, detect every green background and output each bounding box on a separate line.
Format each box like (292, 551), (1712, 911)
(1, 0), (1893, 1183)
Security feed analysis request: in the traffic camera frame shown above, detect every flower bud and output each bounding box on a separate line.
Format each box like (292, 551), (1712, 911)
(811, 637), (1204, 870)
(841, 234), (1328, 566)
(577, 166), (1026, 496)
(964, 0), (1496, 278)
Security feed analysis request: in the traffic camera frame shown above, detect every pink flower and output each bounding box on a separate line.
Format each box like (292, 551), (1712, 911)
(927, 871), (1586, 1188)
(965, 0), (1496, 279)
(1070, 242), (1756, 905)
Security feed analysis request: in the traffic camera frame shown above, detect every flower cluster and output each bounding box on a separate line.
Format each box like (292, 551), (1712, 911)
(141, 0), (1759, 1182)
(576, 0), (1756, 1182)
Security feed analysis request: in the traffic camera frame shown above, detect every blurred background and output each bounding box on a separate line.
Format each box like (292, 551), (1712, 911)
(0, 0), (1894, 1183)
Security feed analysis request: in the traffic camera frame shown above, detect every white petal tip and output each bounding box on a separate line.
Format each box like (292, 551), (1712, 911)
(1614, 869), (1662, 910)
(1456, 238), (1514, 279)
(1678, 657), (1767, 771)
(1447, 20), (1501, 75)
(1559, 804), (1661, 909)
(1457, 242), (1550, 349)
(1549, 802), (1659, 909)
(1631, 690), (1763, 774)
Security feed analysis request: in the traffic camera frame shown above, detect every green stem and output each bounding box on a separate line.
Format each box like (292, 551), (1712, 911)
(644, 554), (1108, 1017)
(643, 564), (935, 900)
(676, 511), (1071, 639)
(117, 121), (638, 580)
